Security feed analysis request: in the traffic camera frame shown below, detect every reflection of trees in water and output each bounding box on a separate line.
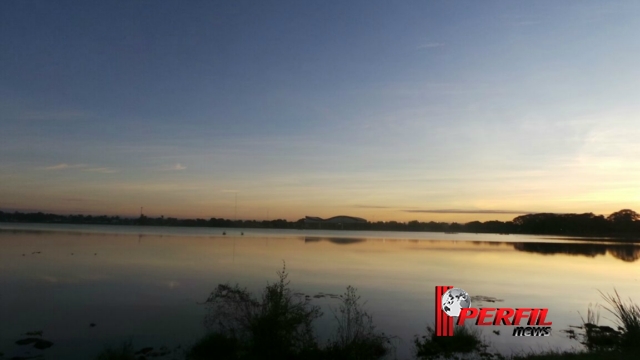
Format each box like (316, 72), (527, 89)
(303, 237), (640, 262)
(471, 241), (504, 246)
(304, 237), (366, 245)
(607, 245), (640, 262)
(513, 243), (605, 258)
(512, 243), (640, 263)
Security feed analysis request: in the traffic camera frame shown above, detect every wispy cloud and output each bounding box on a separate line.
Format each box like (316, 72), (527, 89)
(42, 164), (118, 173)
(402, 209), (534, 215)
(160, 163), (186, 171)
(417, 42), (444, 49)
(43, 163), (87, 170)
(353, 205), (393, 209)
(83, 167), (119, 174)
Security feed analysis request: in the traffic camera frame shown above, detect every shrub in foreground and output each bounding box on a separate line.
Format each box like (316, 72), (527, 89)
(414, 325), (496, 360)
(186, 332), (241, 360)
(197, 263), (391, 360)
(202, 262), (321, 359)
(600, 289), (640, 351)
(575, 289), (640, 354)
(324, 286), (393, 360)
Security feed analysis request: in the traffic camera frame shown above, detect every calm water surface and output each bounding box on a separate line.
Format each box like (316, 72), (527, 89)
(1, 224), (639, 359)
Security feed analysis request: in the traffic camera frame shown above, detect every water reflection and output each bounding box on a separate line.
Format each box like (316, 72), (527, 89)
(1, 225), (640, 360)
(303, 237), (640, 263)
(512, 242), (640, 262)
(608, 246), (640, 262)
(304, 236), (366, 245)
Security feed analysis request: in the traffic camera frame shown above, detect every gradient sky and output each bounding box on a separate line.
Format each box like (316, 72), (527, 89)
(1, 1), (639, 222)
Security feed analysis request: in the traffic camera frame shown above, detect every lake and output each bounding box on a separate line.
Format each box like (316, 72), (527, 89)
(1, 223), (639, 359)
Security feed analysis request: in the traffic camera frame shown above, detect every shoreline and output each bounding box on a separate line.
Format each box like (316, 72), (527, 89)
(1, 220), (639, 244)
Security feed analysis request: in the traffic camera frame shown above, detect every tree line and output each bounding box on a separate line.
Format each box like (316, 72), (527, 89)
(1, 209), (639, 238)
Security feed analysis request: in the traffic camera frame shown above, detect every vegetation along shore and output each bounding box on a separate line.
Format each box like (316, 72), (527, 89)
(1, 209), (639, 240)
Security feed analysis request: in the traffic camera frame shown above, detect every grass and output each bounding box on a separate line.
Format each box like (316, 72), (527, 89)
(571, 289), (640, 355)
(599, 289), (640, 351)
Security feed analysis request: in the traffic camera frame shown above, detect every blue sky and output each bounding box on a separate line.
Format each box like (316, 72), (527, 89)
(1, 1), (639, 221)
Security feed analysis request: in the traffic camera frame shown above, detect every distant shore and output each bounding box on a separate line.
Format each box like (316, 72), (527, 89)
(1, 209), (639, 241)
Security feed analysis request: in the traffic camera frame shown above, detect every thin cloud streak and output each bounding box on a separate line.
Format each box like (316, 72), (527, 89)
(417, 42), (444, 49)
(42, 164), (117, 173)
(159, 163), (186, 171)
(43, 163), (87, 170)
(402, 209), (535, 215)
(83, 167), (119, 174)
(353, 205), (394, 209)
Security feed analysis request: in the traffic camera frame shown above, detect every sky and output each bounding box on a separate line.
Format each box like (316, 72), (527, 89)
(1, 1), (639, 222)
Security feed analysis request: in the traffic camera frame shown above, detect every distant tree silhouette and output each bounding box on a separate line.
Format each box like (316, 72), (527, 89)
(607, 209), (640, 233)
(1, 208), (639, 240)
(511, 212), (611, 235)
(608, 209), (640, 223)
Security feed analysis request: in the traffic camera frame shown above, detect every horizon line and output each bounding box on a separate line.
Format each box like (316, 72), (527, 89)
(0, 208), (628, 224)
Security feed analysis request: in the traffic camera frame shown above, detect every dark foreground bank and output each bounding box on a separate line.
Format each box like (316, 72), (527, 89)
(4, 264), (635, 360)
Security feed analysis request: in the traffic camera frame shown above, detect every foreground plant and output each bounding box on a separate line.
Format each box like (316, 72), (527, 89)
(599, 289), (640, 351)
(576, 303), (620, 352)
(414, 324), (499, 360)
(325, 285), (393, 360)
(201, 262), (322, 359)
(194, 263), (393, 360)
(566, 289), (640, 356)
